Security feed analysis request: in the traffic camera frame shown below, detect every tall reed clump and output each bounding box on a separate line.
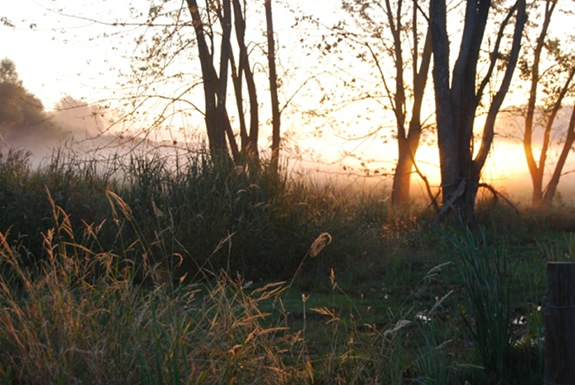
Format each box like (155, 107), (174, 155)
(0, 145), (306, 280)
(447, 226), (512, 376)
(0, 196), (307, 384)
(115, 150), (306, 280)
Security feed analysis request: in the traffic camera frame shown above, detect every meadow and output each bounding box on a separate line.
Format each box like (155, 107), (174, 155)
(0, 145), (573, 384)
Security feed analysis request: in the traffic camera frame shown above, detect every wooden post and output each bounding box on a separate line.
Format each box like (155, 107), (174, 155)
(545, 262), (575, 384)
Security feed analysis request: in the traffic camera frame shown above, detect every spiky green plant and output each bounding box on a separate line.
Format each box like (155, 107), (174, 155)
(448, 227), (511, 376)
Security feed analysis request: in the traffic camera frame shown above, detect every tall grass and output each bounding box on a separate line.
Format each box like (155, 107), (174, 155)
(0, 145), (431, 284)
(448, 226), (512, 376)
(0, 197), (307, 384)
(0, 191), (450, 384)
(0, 144), (553, 384)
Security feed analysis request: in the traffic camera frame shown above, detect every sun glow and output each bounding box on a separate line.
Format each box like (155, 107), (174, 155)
(3, 1), (575, 205)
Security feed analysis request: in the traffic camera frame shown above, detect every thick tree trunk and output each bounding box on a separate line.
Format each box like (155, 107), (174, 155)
(429, 0), (460, 204)
(186, 0), (232, 161)
(530, 171), (545, 208)
(392, 144), (414, 205)
(430, 0), (526, 226)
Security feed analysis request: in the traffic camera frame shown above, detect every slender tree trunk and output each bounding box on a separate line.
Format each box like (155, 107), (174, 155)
(265, 0), (281, 176)
(520, 0), (575, 208)
(229, 44), (248, 150)
(389, 3), (431, 205)
(524, 0), (557, 207)
(214, 0), (232, 154)
(543, 105), (575, 206)
(232, 0), (260, 165)
(186, 0), (232, 160)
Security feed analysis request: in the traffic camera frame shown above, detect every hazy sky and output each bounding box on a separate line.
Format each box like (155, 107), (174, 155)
(1, 0), (340, 108)
(1, 1), (373, 170)
(2, 1), (162, 108)
(3, 1), (575, 199)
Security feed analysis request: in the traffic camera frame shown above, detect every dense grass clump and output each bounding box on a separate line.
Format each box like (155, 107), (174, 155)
(0, 148), (302, 280)
(0, 145), (563, 384)
(0, 229), (308, 384)
(0, 146), (433, 284)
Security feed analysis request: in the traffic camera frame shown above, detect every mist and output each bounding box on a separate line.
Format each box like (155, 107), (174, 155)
(3, 95), (575, 207)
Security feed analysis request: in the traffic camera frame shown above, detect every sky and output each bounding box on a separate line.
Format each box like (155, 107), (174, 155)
(1, 0), (338, 109)
(2, 0), (575, 201)
(1, 0), (383, 164)
(2, 0), (155, 108)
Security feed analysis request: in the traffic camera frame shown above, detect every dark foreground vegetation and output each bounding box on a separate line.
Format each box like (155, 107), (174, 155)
(1, 146), (574, 384)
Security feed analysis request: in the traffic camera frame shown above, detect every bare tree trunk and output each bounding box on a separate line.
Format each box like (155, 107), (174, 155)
(391, 29), (431, 205)
(392, 146), (414, 204)
(186, 0), (233, 161)
(215, 0), (232, 154)
(523, 0), (557, 207)
(543, 105), (575, 206)
(429, 0), (460, 208)
(430, 0), (526, 226)
(232, 0), (260, 165)
(520, 0), (575, 208)
(265, 0), (281, 176)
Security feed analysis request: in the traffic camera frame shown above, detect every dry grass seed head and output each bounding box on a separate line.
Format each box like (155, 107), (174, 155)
(106, 190), (133, 220)
(309, 232), (332, 258)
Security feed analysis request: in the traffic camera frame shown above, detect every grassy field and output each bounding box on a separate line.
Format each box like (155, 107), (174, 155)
(1, 146), (573, 384)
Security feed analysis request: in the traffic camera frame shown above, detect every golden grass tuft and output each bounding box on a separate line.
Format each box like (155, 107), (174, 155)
(0, 196), (309, 384)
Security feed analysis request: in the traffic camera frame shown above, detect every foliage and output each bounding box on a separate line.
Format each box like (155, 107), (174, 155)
(448, 226), (512, 376)
(0, 224), (306, 384)
(0, 58), (55, 140)
(0, 144), (558, 384)
(0, 58), (21, 85)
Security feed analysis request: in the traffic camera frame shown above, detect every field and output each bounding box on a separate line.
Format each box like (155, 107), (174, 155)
(1, 146), (573, 384)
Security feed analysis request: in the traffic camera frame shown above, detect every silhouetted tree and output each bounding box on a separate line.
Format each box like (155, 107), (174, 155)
(519, 0), (575, 208)
(313, 0), (434, 205)
(0, 58), (47, 140)
(430, 0), (527, 225)
(266, 0), (281, 176)
(130, 1), (283, 168)
(0, 58), (21, 85)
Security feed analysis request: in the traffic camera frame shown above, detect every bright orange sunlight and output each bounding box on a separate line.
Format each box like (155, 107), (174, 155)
(1, 0), (575, 204)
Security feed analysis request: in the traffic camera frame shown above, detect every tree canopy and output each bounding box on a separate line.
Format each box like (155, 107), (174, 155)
(0, 58), (47, 140)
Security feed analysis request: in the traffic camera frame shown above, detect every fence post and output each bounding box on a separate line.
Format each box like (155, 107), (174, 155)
(545, 262), (575, 385)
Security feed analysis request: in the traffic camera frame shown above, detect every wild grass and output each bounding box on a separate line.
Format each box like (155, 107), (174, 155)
(0, 194), (447, 384)
(0, 207), (306, 384)
(448, 227), (511, 376)
(0, 144), (560, 384)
